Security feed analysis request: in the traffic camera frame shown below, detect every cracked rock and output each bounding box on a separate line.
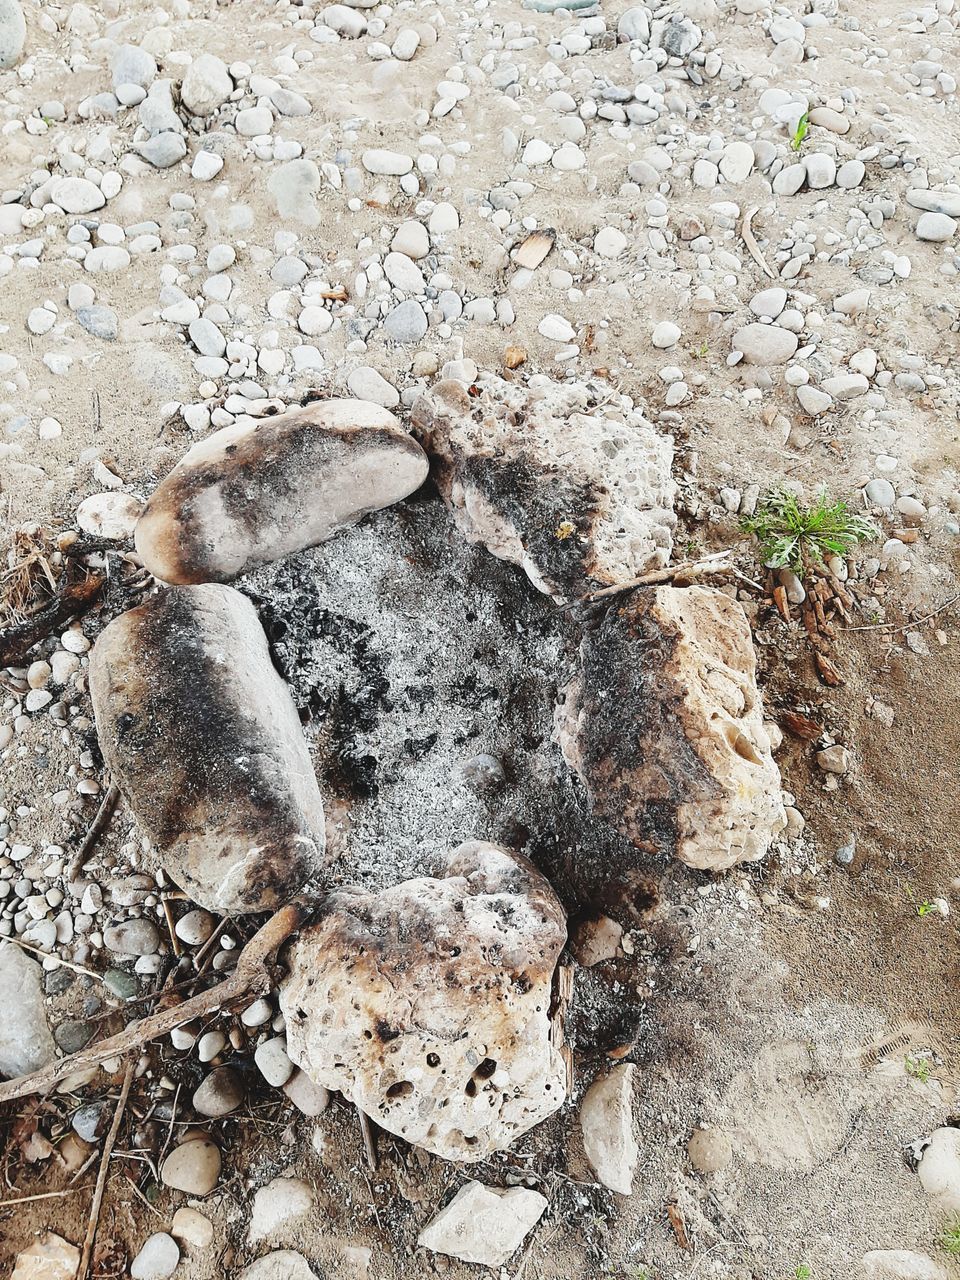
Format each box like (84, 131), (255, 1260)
(135, 399), (428, 584)
(555, 586), (785, 871)
(411, 376), (676, 603)
(280, 842), (567, 1163)
(89, 584), (326, 912)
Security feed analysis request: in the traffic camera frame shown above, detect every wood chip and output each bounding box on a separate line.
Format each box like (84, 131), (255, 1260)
(780, 710), (823, 740)
(666, 1202), (691, 1251)
(504, 345), (528, 370)
(814, 651), (843, 686)
(772, 584), (791, 621)
(512, 229), (555, 270)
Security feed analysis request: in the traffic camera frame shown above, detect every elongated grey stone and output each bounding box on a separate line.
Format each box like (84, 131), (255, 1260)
(135, 399), (428, 585)
(89, 584), (325, 913)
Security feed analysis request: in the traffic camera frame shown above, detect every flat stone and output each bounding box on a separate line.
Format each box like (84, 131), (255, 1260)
(240, 1253), (319, 1280)
(836, 159), (865, 189)
(130, 1233), (179, 1280)
(89, 585), (326, 913)
(103, 919), (160, 955)
(916, 211), (957, 241)
(135, 400), (427, 585)
(906, 189), (960, 218)
(579, 1064), (639, 1195)
(391, 219), (430, 259)
(161, 1141), (221, 1198)
(174, 908), (216, 945)
(803, 153), (836, 188)
(417, 1181), (548, 1267)
(0, 944), (56, 1076)
(10, 1233), (80, 1280)
(797, 384), (833, 416)
(862, 1251), (947, 1280)
(248, 1176), (314, 1243)
(281, 843), (567, 1163)
(283, 1069), (330, 1116)
(383, 251), (425, 293)
(255, 1037), (294, 1087)
(382, 299), (427, 342)
(918, 1128), (960, 1209)
(111, 44), (156, 90)
(808, 105), (849, 133)
(135, 134), (187, 169)
(181, 53), (233, 116)
(719, 140), (754, 184)
(171, 1208), (214, 1251)
(749, 287), (787, 318)
(193, 1066), (245, 1118)
(236, 106), (273, 136)
(271, 88), (310, 117)
(594, 227), (627, 258)
(362, 148), (413, 175)
(732, 323), (798, 364)
(346, 366), (400, 408)
(821, 373), (868, 400)
(50, 177), (105, 214)
(76, 492), (141, 539)
(75, 305), (118, 340)
(772, 162), (806, 195)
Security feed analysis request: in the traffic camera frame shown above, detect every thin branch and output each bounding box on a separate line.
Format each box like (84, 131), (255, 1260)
(67, 784), (121, 881)
(77, 1058), (135, 1280)
(357, 1107), (378, 1173)
(0, 1186), (93, 1207)
(564, 552), (733, 611)
(842, 592), (960, 635)
(0, 901), (308, 1105)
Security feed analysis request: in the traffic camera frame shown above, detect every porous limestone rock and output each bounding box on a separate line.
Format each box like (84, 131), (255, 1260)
(280, 842), (567, 1162)
(579, 1063), (639, 1194)
(89, 584), (325, 912)
(555, 586), (785, 870)
(411, 376), (676, 602)
(417, 1180), (548, 1266)
(135, 399), (429, 585)
(0, 943), (57, 1077)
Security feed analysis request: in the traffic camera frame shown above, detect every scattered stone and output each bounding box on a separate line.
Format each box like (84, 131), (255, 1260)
(239, 1253), (319, 1280)
(135, 400), (427, 584)
(89, 584), (327, 913)
(76, 492), (140, 539)
(135, 134), (187, 169)
(10, 1234), (80, 1280)
(281, 842), (567, 1163)
(652, 321), (681, 348)
(103, 918), (160, 955)
(417, 1180), (548, 1267)
(248, 1176), (315, 1243)
(865, 479), (896, 507)
(0, 943), (57, 1076)
(916, 212), (957, 242)
(579, 1064), (638, 1195)
(555, 586), (785, 870)
(171, 1208), (214, 1251)
(161, 1138), (222, 1194)
(255, 1037), (294, 1087)
(50, 177), (105, 215)
(391, 220), (429, 259)
(732, 323), (799, 365)
(76, 305), (118, 341)
(383, 299), (427, 343)
(362, 149), (413, 175)
(687, 1126), (733, 1173)
(130, 1233), (179, 1280)
(174, 909), (215, 945)
(0, 0), (26, 69)
(918, 1128), (960, 1210)
(193, 1066), (245, 1118)
(412, 376), (676, 603)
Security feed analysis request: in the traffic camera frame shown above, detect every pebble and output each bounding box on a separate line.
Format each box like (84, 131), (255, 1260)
(749, 287), (787, 319)
(76, 306), (118, 341)
(688, 1126), (733, 1174)
(916, 212), (957, 242)
(538, 314), (576, 342)
(254, 1037), (294, 1087)
(383, 299), (427, 343)
(174, 908), (216, 945)
(193, 1065), (245, 1117)
(652, 321), (681, 349)
(248, 1177), (315, 1243)
(171, 1208), (214, 1251)
(50, 178), (106, 215)
(161, 1138), (222, 1194)
(181, 53), (233, 115)
(130, 1234), (179, 1280)
(865, 478), (896, 506)
(362, 149), (413, 175)
(391, 220), (429, 259)
(347, 366), (400, 407)
(732, 324), (799, 364)
(594, 227), (627, 258)
(198, 1030), (227, 1061)
(103, 919), (160, 955)
(804, 154), (836, 189)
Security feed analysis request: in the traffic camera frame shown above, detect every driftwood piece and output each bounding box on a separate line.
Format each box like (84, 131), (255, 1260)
(0, 568), (105, 668)
(0, 901), (307, 1106)
(67, 784), (121, 881)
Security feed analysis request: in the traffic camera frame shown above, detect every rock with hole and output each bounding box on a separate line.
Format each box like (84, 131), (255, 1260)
(555, 585), (785, 870)
(135, 399), (429, 585)
(280, 842), (568, 1162)
(411, 375), (676, 603)
(89, 583), (325, 913)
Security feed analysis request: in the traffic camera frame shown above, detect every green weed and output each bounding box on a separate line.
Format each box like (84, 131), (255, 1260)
(790, 112), (810, 152)
(741, 489), (878, 577)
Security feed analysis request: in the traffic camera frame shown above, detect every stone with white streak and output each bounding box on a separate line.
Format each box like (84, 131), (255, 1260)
(280, 842), (567, 1163)
(417, 1180), (548, 1266)
(579, 1064), (639, 1194)
(89, 584), (326, 913)
(555, 586), (785, 870)
(411, 376), (676, 603)
(135, 399), (428, 584)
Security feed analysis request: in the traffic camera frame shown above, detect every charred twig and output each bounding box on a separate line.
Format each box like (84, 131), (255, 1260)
(77, 1059), (135, 1280)
(0, 901), (307, 1105)
(67, 784), (121, 881)
(0, 566), (104, 668)
(843, 591), (960, 635)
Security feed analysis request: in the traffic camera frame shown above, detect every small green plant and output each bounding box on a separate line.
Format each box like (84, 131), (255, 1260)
(906, 884), (936, 917)
(941, 1218), (960, 1256)
(741, 489), (878, 577)
(690, 340), (710, 359)
(790, 112), (810, 152)
(905, 1055), (932, 1084)
(795, 1265), (813, 1280)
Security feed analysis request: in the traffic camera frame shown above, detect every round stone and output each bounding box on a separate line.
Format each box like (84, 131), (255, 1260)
(652, 321), (681, 348)
(193, 1066), (245, 1117)
(864, 478), (896, 507)
(161, 1138), (222, 1195)
(131, 1234), (179, 1280)
(688, 1126), (733, 1174)
(916, 211), (957, 242)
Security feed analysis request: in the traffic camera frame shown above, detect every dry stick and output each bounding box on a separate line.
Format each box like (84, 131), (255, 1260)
(67, 783), (121, 881)
(1, 936), (103, 982)
(740, 206), (777, 281)
(0, 1186), (93, 1208)
(842, 591), (960, 635)
(357, 1107), (378, 1173)
(77, 1058), (135, 1280)
(0, 901), (307, 1106)
(568, 552), (733, 610)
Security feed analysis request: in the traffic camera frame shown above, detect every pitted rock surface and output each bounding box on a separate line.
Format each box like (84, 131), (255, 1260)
(280, 841), (567, 1163)
(555, 585), (785, 871)
(411, 375), (676, 602)
(89, 583), (325, 912)
(135, 398), (429, 585)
